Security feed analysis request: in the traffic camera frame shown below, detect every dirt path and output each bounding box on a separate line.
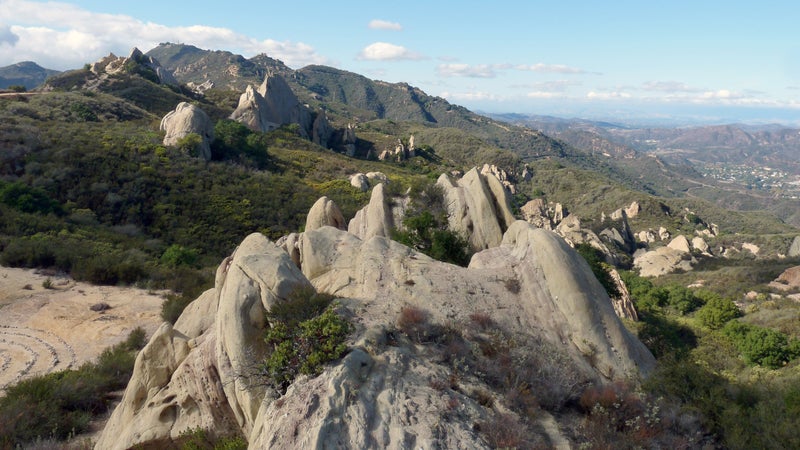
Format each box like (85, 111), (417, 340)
(0, 266), (165, 391)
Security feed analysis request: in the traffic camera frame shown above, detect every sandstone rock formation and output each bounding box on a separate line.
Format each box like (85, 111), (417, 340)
(349, 173), (370, 191)
(91, 48), (178, 86)
(96, 205), (655, 448)
(667, 235), (692, 254)
(230, 73), (313, 138)
(770, 265), (800, 291)
(160, 102), (215, 160)
(347, 183), (398, 240)
(633, 245), (694, 277)
(436, 168), (515, 251)
(789, 236), (800, 258)
(305, 196), (346, 231)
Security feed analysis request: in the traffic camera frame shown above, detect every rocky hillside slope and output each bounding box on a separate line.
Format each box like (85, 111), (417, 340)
(95, 174), (654, 449)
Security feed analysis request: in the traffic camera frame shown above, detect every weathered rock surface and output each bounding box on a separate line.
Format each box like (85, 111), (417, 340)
(789, 236), (800, 258)
(91, 48), (178, 86)
(667, 235), (692, 254)
(305, 196), (346, 231)
(97, 216), (654, 448)
(160, 102), (215, 160)
(634, 246), (694, 277)
(436, 168), (515, 251)
(349, 173), (370, 191)
(230, 73), (312, 137)
(347, 183), (397, 240)
(769, 266), (800, 291)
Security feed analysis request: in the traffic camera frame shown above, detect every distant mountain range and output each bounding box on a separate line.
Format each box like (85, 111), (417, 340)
(0, 61), (60, 90)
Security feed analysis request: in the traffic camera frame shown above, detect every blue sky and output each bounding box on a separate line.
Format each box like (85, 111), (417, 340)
(1, 0), (799, 124)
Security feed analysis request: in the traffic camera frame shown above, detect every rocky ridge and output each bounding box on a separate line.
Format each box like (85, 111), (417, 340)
(95, 171), (654, 449)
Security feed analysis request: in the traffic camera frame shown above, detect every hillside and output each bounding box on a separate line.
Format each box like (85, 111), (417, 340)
(1, 44), (800, 449)
(0, 61), (60, 90)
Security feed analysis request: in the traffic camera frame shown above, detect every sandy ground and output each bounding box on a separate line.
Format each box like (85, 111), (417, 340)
(0, 266), (165, 392)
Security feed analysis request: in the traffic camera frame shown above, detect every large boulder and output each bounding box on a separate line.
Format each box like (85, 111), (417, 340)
(160, 102), (215, 160)
(305, 196), (346, 232)
(634, 246), (693, 277)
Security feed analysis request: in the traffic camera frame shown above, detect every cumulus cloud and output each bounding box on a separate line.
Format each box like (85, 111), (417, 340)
(515, 63), (587, 74)
(437, 63), (497, 78)
(368, 19), (402, 31)
(0, 0), (329, 69)
(357, 42), (424, 61)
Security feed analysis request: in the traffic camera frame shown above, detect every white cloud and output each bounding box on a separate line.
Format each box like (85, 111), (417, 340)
(439, 90), (500, 102)
(0, 0), (329, 69)
(357, 42), (424, 61)
(437, 63), (497, 78)
(368, 19), (402, 31)
(587, 91), (632, 99)
(642, 81), (700, 93)
(515, 63), (587, 74)
(512, 80), (581, 91)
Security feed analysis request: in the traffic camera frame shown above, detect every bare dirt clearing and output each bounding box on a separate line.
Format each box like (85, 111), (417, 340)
(0, 266), (165, 391)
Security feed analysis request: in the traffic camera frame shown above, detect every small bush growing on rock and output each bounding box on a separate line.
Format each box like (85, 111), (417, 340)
(262, 287), (350, 393)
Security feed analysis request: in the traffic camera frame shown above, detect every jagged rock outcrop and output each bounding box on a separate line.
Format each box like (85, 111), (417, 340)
(90, 48), (178, 86)
(96, 234), (311, 449)
(230, 73), (312, 138)
(608, 268), (638, 321)
(96, 205), (655, 448)
(342, 123), (357, 157)
(305, 196), (346, 231)
(347, 183), (398, 240)
(555, 215), (616, 264)
(311, 113), (334, 148)
(160, 102), (215, 160)
(692, 236), (711, 255)
(436, 168), (515, 251)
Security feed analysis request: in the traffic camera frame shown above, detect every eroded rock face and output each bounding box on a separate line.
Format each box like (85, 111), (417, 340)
(347, 183), (398, 241)
(97, 220), (655, 449)
(95, 234), (311, 449)
(436, 168), (515, 251)
(91, 47), (178, 86)
(160, 102), (215, 160)
(305, 196), (346, 232)
(230, 73), (312, 137)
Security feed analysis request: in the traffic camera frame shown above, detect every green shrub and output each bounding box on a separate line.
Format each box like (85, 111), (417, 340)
(160, 244), (199, 267)
(722, 321), (794, 369)
(161, 293), (195, 324)
(575, 243), (620, 298)
(392, 183), (472, 266)
(263, 287), (350, 392)
(696, 295), (742, 330)
(0, 181), (62, 215)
